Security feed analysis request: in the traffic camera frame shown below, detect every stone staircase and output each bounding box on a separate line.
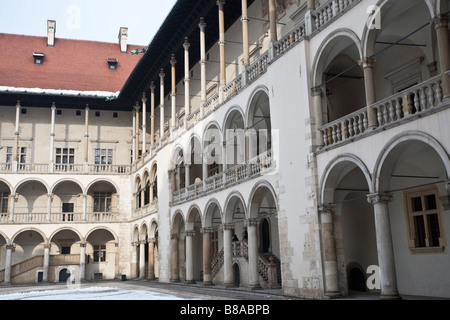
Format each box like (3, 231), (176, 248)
(211, 239), (281, 289)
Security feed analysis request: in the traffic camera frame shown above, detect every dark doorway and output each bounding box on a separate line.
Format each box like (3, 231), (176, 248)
(262, 219), (270, 253)
(348, 267), (366, 292)
(37, 271), (43, 283)
(59, 268), (71, 283)
(234, 264), (240, 287)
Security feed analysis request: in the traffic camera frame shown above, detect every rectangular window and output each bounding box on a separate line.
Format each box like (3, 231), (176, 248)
(93, 192), (112, 212)
(62, 203), (74, 222)
(6, 147), (27, 164)
(95, 149), (113, 165)
(404, 185), (445, 253)
(93, 245), (106, 262)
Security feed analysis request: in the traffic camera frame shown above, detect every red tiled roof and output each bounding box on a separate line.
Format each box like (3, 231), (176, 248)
(0, 33), (146, 93)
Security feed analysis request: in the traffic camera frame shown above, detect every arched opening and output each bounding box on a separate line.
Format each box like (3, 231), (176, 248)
(86, 228), (117, 281)
(375, 135), (449, 297)
(348, 266), (366, 292)
(204, 124), (223, 178)
(261, 218), (270, 254)
(187, 136), (203, 186)
(247, 90), (272, 158)
(52, 181), (83, 222)
(321, 158), (376, 296)
(59, 268), (71, 283)
(172, 147), (186, 191)
(366, 0), (436, 105)
(171, 212), (186, 282)
(86, 181), (118, 221)
(134, 176), (142, 209)
(224, 109), (246, 169)
(150, 164), (158, 202)
(186, 206), (203, 283)
(15, 180), (48, 222)
(204, 201), (223, 284)
(315, 34), (365, 123)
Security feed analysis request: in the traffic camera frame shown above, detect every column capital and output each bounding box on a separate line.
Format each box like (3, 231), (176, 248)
(199, 17), (207, 30)
(433, 15), (449, 29)
(311, 86), (323, 97)
(186, 230), (196, 237)
(80, 243), (87, 248)
(171, 234), (179, 240)
(367, 193), (393, 204)
(201, 227), (215, 234)
(150, 81), (155, 91)
(44, 243), (52, 249)
(170, 54), (177, 66)
(142, 93), (147, 103)
(216, 0), (226, 7)
(359, 57), (376, 68)
(159, 69), (166, 78)
(318, 204), (336, 214)
(221, 223), (234, 231)
(85, 104), (90, 110)
(6, 244), (15, 251)
(51, 102), (56, 110)
(149, 238), (157, 244)
(131, 241), (139, 247)
(183, 37), (190, 50)
(139, 240), (147, 245)
(245, 218), (260, 227)
(134, 103), (140, 112)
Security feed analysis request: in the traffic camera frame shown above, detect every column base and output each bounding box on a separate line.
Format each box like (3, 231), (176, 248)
(203, 281), (213, 286)
(324, 291), (342, 298)
(185, 280), (196, 284)
(224, 282), (235, 288)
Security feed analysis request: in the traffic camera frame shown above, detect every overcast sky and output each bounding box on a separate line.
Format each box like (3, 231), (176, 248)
(0, 0), (178, 45)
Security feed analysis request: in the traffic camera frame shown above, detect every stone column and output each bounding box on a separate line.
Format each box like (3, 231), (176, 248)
(222, 223), (234, 287)
(307, 0), (315, 10)
(46, 193), (53, 222)
(150, 82), (156, 147)
(312, 86), (324, 147)
(319, 205), (340, 296)
(43, 243), (51, 282)
(135, 103), (140, 160)
(4, 244), (14, 285)
(82, 194), (87, 222)
(49, 103), (56, 170)
(139, 240), (146, 279)
(241, 0), (250, 67)
(184, 38), (191, 119)
(359, 57), (378, 128)
(170, 54), (177, 130)
(132, 108), (137, 163)
(217, 0), (227, 103)
(84, 105), (90, 164)
(142, 93), (147, 157)
(185, 164), (191, 188)
(160, 69), (166, 139)
(434, 16), (450, 99)
(171, 234), (180, 282)
(185, 230), (196, 284)
(13, 101), (21, 169)
(8, 193), (15, 223)
(199, 18), (207, 117)
(148, 238), (156, 280)
(80, 243), (86, 281)
(246, 218), (260, 289)
(367, 193), (400, 299)
(130, 242), (138, 279)
(268, 0), (278, 42)
(201, 228), (213, 285)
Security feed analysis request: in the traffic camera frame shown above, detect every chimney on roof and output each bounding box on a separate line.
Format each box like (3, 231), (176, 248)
(47, 20), (56, 47)
(119, 27), (128, 53)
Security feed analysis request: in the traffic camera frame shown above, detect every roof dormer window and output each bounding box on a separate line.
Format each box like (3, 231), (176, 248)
(33, 52), (46, 65)
(107, 58), (118, 71)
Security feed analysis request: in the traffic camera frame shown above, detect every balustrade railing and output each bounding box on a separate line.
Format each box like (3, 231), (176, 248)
(319, 76), (446, 149)
(172, 150), (275, 206)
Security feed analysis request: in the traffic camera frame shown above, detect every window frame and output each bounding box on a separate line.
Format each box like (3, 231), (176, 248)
(403, 185), (446, 254)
